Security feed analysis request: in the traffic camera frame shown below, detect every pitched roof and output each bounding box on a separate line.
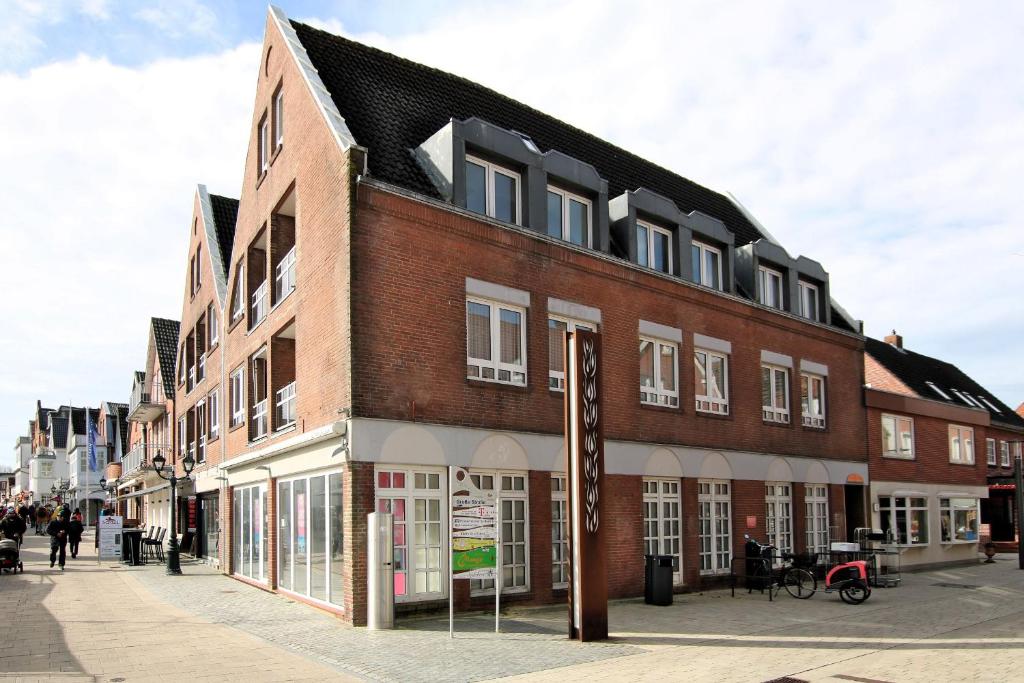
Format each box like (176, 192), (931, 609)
(151, 318), (180, 397)
(36, 405), (53, 434)
(50, 416), (68, 450)
(290, 21), (769, 249)
(210, 194), (238, 273)
(69, 407), (101, 436)
(865, 337), (1024, 430)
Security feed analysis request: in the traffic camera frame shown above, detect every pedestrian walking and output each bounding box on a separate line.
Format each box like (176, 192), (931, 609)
(35, 505), (49, 535)
(0, 507), (26, 546)
(27, 504), (36, 532)
(47, 508), (70, 570)
(68, 509), (84, 559)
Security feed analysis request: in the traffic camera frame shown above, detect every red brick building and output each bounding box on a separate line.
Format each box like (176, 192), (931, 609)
(864, 333), (1024, 567)
(197, 8), (870, 625)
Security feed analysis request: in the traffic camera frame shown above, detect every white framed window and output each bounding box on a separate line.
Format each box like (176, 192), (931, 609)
(765, 483), (792, 559)
(643, 478), (682, 583)
(637, 221), (672, 274)
(274, 89), (284, 147)
(546, 186), (591, 247)
(698, 480), (731, 575)
(469, 471), (529, 595)
(800, 373), (826, 428)
(879, 496), (929, 545)
(548, 317), (594, 391)
(690, 241), (722, 290)
(208, 388), (220, 440)
(229, 367), (245, 428)
(208, 303), (218, 346)
(693, 348), (728, 414)
(230, 263), (244, 323)
(275, 245), (296, 302)
(761, 364), (790, 423)
(196, 400), (207, 463)
(177, 416), (186, 458)
(940, 498), (979, 543)
(925, 381), (952, 401)
(986, 438), (996, 466)
(1001, 441), (1011, 467)
(758, 265), (784, 309)
(640, 336), (679, 407)
(375, 466), (446, 603)
(798, 281), (819, 321)
(259, 115), (269, 173)
(465, 155), (520, 224)
(948, 425), (974, 464)
(233, 483), (267, 584)
(276, 381), (296, 429)
(277, 471), (345, 607)
(466, 297), (527, 386)
(551, 475), (569, 588)
(882, 414), (914, 458)
(804, 485), (829, 554)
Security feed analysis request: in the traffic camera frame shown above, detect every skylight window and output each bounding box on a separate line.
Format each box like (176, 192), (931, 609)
(925, 381), (952, 401)
(950, 389), (983, 409)
(978, 396), (1003, 414)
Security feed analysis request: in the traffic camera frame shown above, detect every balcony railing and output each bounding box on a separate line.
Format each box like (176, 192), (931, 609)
(276, 381), (296, 429)
(275, 246), (296, 302)
(251, 280), (268, 327)
(128, 380), (167, 422)
(253, 399), (268, 439)
(122, 442), (171, 476)
(187, 365), (196, 393)
(197, 352), (206, 383)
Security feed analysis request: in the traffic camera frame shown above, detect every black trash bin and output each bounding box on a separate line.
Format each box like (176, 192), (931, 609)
(745, 538), (771, 591)
(644, 554), (674, 606)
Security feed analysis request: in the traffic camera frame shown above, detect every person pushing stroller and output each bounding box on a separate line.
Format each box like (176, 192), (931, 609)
(0, 508), (26, 546)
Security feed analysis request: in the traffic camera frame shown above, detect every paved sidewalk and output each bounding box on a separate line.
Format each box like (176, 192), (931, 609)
(0, 531), (353, 682)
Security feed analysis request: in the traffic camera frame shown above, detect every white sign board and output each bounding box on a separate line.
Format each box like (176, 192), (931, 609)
(97, 515), (123, 561)
(450, 468), (497, 580)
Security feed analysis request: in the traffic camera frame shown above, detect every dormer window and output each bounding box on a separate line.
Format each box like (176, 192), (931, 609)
(546, 186), (591, 247)
(691, 241), (722, 290)
(465, 155), (520, 224)
(798, 281), (819, 321)
(637, 221), (671, 273)
(758, 265), (784, 309)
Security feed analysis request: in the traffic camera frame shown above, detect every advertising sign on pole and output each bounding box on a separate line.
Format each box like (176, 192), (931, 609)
(97, 515), (123, 562)
(449, 466), (498, 637)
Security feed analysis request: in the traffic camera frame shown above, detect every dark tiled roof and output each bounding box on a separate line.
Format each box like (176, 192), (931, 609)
(210, 194), (238, 274)
(36, 406), (53, 434)
(115, 404), (129, 449)
(291, 21), (769, 248)
(50, 416), (68, 449)
(152, 318), (180, 397)
(70, 407), (101, 436)
(866, 337), (1024, 429)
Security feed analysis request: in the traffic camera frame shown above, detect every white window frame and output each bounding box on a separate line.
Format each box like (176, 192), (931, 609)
(800, 373), (826, 428)
(1002, 441), (1011, 467)
(640, 336), (679, 408)
(274, 89), (284, 147)
(940, 498), (980, 544)
(761, 364), (790, 423)
(637, 221), (673, 274)
(465, 154), (521, 225)
(233, 482), (268, 584)
(276, 381), (296, 430)
(948, 425), (975, 464)
(698, 479), (732, 575)
(546, 186), (592, 247)
(229, 368), (245, 428)
(466, 297), (528, 386)
(765, 482), (793, 560)
(804, 484), (829, 555)
(259, 115), (269, 173)
(208, 388), (220, 440)
(798, 281), (819, 321)
(551, 475), (569, 589)
(548, 316), (595, 391)
(196, 399), (207, 464)
(691, 241), (723, 290)
(693, 348), (729, 415)
(758, 265), (784, 309)
(468, 470), (529, 596)
(881, 414), (915, 459)
(276, 470), (345, 608)
(231, 264), (245, 323)
(879, 495), (929, 546)
(643, 478), (683, 584)
(986, 438), (996, 466)
(177, 416), (186, 458)
(925, 381), (952, 401)
(274, 245), (297, 303)
(208, 303), (218, 346)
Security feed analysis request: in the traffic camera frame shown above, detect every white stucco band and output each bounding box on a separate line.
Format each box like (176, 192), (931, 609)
(465, 277), (530, 307)
(547, 297), (601, 325)
(639, 320), (683, 343)
(761, 349), (794, 368)
(348, 417), (867, 485)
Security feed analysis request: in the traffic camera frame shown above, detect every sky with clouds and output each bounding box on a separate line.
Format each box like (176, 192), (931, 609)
(1, 1), (1022, 467)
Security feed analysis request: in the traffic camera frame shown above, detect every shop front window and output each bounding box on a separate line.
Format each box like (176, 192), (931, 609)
(232, 483), (266, 583)
(940, 498), (979, 543)
(879, 496), (929, 545)
(375, 467), (446, 603)
(277, 471), (345, 608)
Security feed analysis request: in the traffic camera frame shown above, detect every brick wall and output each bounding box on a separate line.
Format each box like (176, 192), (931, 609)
(345, 461), (373, 626)
(867, 406), (987, 486)
(605, 474), (644, 599)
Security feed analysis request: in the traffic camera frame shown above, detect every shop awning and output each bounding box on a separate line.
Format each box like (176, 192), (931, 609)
(117, 482), (170, 501)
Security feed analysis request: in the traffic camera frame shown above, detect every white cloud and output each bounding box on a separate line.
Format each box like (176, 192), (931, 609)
(133, 0), (217, 40)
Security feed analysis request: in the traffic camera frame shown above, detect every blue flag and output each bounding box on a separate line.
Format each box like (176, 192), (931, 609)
(87, 411), (98, 472)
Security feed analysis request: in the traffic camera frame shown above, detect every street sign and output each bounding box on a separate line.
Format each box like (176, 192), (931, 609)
(97, 515), (123, 562)
(450, 469), (496, 580)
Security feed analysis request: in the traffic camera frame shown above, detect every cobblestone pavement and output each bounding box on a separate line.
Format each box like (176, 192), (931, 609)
(6, 530), (1024, 682)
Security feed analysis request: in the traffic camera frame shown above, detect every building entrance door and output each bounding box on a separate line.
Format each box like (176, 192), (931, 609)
(844, 484), (866, 540)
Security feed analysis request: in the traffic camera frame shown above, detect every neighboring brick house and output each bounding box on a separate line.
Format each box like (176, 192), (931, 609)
(171, 185), (238, 566)
(864, 333), (1024, 567)
(205, 8), (869, 625)
(123, 317), (180, 531)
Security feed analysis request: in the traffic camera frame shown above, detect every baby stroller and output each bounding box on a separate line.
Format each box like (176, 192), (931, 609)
(0, 537), (22, 574)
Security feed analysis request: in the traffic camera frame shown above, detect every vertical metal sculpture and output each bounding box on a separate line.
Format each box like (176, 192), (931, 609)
(564, 328), (608, 641)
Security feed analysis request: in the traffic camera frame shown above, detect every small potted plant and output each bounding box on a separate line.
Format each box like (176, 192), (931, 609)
(984, 541), (997, 563)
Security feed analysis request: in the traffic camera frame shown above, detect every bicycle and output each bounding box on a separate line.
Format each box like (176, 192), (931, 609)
(744, 535), (817, 599)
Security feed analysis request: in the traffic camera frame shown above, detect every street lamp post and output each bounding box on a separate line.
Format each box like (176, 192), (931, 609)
(151, 451), (194, 575)
(1013, 447), (1024, 571)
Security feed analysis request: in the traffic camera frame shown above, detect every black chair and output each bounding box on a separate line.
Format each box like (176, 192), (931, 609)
(143, 527), (164, 563)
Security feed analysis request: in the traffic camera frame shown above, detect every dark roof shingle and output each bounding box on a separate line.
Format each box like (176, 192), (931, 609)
(151, 318), (180, 397)
(210, 194), (238, 274)
(866, 337), (1024, 430)
(50, 416), (68, 450)
(291, 21), (768, 248)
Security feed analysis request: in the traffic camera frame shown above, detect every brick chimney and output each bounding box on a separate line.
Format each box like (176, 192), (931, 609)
(884, 330), (903, 349)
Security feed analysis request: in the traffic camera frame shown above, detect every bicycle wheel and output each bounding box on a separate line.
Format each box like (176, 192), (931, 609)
(783, 567), (816, 599)
(839, 579), (871, 604)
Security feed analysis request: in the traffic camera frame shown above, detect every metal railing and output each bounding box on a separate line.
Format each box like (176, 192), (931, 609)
(275, 246), (296, 302)
(122, 443), (171, 476)
(251, 280), (268, 326)
(253, 399), (268, 439)
(129, 380), (165, 415)
(275, 381), (296, 428)
(197, 352), (206, 383)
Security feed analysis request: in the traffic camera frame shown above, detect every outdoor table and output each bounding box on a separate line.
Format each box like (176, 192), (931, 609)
(121, 528), (144, 566)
